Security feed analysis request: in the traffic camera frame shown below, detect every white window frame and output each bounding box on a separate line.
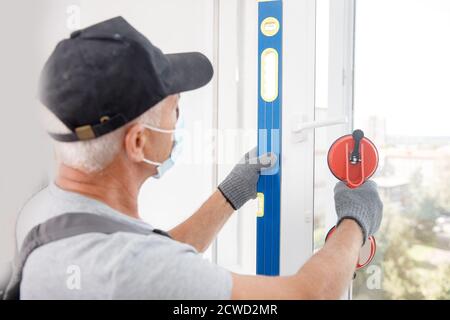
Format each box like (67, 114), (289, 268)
(279, 0), (356, 276)
(214, 0), (260, 274)
(279, 0), (317, 275)
(325, 0), (356, 299)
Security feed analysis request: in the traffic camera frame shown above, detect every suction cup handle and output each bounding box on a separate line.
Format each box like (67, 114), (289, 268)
(350, 129), (364, 164)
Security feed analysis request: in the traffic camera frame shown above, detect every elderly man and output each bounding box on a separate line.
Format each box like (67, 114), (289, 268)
(4, 17), (382, 300)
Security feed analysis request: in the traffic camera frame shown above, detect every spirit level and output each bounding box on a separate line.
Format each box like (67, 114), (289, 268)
(256, 0), (282, 276)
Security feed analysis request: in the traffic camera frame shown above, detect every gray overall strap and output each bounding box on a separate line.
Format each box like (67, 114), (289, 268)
(2, 212), (171, 300)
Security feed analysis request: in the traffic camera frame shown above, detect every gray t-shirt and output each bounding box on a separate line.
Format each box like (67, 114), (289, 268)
(16, 183), (232, 299)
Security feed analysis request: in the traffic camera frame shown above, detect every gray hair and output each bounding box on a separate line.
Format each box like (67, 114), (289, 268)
(41, 102), (164, 173)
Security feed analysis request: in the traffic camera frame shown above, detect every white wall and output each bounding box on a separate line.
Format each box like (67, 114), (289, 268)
(0, 0), (218, 289)
(0, 0), (69, 290)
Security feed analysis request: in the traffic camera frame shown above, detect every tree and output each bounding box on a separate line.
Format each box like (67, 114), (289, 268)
(436, 158), (450, 214)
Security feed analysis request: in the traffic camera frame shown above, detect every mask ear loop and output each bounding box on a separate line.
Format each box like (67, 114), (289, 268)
(142, 158), (162, 166)
(141, 124), (175, 166)
(143, 124), (176, 134)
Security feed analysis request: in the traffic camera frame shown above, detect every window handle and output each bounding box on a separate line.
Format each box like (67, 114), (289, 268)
(291, 114), (348, 142)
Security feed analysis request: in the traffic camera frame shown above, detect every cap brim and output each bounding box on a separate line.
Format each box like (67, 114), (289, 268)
(164, 52), (214, 94)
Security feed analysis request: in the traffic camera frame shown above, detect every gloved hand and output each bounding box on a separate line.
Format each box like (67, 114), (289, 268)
(334, 180), (383, 244)
(218, 148), (277, 210)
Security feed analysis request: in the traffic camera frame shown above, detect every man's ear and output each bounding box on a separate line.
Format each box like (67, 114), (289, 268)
(124, 123), (147, 163)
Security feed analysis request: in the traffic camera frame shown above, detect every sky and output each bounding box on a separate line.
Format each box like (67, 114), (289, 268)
(353, 0), (450, 137)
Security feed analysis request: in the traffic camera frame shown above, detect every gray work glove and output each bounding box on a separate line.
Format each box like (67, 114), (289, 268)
(218, 148), (277, 210)
(334, 180), (383, 244)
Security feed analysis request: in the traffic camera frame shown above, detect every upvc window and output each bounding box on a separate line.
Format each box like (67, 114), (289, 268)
(215, 0), (450, 300)
(351, 0), (450, 299)
(314, 0), (450, 299)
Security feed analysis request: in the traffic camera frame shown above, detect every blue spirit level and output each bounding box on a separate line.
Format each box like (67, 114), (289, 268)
(256, 0), (282, 276)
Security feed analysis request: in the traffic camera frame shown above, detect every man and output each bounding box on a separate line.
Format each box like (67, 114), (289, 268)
(13, 17), (382, 299)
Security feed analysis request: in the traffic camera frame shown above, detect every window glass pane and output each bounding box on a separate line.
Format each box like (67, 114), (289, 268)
(352, 0), (450, 299)
(216, 0), (258, 274)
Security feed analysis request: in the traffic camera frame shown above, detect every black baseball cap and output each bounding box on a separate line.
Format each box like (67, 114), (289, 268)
(39, 16), (213, 142)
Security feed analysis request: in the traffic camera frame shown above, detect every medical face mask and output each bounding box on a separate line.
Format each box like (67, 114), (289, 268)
(142, 117), (184, 179)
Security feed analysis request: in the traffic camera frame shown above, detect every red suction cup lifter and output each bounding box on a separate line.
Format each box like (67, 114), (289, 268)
(326, 129), (379, 272)
(327, 129), (379, 189)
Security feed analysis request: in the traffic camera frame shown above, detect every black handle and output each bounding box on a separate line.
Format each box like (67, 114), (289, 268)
(350, 129), (364, 164)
